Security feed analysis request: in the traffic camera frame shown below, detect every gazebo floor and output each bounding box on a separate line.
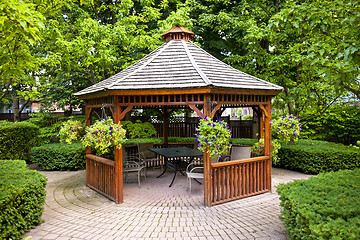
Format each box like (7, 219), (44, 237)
(24, 168), (314, 240)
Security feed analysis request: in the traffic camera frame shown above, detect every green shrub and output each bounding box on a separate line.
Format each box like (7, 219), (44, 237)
(30, 143), (86, 170)
(29, 115), (86, 145)
(122, 120), (157, 138)
(0, 160), (47, 240)
(168, 137), (196, 143)
(231, 138), (258, 146)
(123, 138), (163, 146)
(300, 104), (360, 145)
(276, 139), (360, 174)
(0, 121), (39, 161)
(277, 169), (360, 239)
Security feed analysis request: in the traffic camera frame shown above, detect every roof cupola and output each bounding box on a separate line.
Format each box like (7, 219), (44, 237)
(161, 26), (194, 42)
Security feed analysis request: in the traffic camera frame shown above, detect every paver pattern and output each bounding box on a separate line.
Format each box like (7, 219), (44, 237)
(24, 168), (314, 240)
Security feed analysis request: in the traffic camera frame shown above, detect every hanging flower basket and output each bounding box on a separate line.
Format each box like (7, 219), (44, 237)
(81, 117), (127, 155)
(195, 117), (232, 159)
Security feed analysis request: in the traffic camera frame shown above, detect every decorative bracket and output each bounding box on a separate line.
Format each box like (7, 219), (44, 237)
(209, 104), (222, 118)
(118, 106), (133, 121)
(259, 105), (269, 118)
(188, 104), (204, 118)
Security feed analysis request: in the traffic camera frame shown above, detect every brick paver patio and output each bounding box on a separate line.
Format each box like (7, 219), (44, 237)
(24, 168), (314, 240)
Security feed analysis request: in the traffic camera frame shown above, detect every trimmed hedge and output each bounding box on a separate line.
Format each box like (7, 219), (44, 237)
(0, 160), (47, 240)
(277, 169), (360, 239)
(0, 121), (39, 161)
(275, 140), (360, 174)
(30, 143), (86, 170)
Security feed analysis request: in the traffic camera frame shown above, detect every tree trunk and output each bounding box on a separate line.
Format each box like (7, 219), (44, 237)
(13, 98), (21, 122)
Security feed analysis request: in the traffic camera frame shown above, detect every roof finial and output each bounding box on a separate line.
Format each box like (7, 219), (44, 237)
(162, 26), (194, 42)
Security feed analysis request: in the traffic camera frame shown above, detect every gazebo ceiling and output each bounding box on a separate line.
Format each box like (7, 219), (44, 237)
(75, 26), (282, 98)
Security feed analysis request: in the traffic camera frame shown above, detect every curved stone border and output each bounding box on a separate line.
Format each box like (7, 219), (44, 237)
(24, 168), (314, 240)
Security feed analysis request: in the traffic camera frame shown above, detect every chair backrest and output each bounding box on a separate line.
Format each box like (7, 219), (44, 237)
(137, 142), (156, 158)
(230, 146), (251, 160)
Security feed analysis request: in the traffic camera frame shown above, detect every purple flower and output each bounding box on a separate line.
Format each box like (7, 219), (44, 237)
(284, 124), (288, 127)
(205, 138), (208, 143)
(229, 129), (232, 132)
(215, 151), (217, 154)
(291, 123), (294, 127)
(109, 131), (113, 135)
(213, 124), (216, 127)
(216, 145), (219, 148)
(208, 123), (211, 126)
(82, 137), (85, 140)
(270, 121), (273, 125)
(277, 127), (280, 130)
(197, 132), (200, 136)
(195, 138), (198, 142)
(109, 126), (113, 130)
(294, 131), (297, 136)
(198, 143), (201, 147)
(228, 144), (231, 146)
(212, 136), (215, 140)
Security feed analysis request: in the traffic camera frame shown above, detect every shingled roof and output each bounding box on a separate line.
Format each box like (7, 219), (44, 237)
(75, 27), (282, 96)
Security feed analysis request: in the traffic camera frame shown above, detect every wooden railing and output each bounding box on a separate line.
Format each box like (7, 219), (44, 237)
(86, 154), (116, 201)
(211, 156), (271, 206)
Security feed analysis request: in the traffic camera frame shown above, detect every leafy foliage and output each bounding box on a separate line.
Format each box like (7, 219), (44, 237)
(301, 103), (360, 145)
(276, 140), (360, 174)
(0, 160), (47, 240)
(122, 120), (157, 139)
(277, 169), (360, 239)
(195, 117), (232, 158)
(0, 121), (39, 161)
(81, 117), (126, 155)
(30, 143), (86, 170)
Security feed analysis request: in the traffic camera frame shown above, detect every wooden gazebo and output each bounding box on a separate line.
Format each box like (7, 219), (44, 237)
(75, 26), (282, 206)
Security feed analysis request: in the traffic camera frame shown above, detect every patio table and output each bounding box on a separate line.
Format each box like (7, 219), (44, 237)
(149, 147), (203, 187)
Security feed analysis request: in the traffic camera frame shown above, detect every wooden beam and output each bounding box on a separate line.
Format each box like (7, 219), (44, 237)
(76, 87), (282, 100)
(203, 94), (212, 207)
(188, 104), (204, 118)
(163, 106), (169, 148)
(85, 104), (92, 189)
(264, 97), (272, 191)
(209, 88), (282, 96)
(114, 96), (123, 204)
(118, 101), (204, 106)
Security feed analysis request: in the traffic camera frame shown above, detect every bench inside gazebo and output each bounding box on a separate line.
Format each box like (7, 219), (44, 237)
(75, 26), (282, 207)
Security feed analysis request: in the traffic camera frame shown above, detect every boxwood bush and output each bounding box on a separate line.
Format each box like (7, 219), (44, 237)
(30, 142), (86, 170)
(0, 121), (39, 161)
(0, 160), (47, 240)
(275, 140), (360, 174)
(277, 169), (360, 239)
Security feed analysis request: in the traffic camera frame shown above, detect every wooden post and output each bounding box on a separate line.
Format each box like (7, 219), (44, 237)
(114, 96), (123, 204)
(85, 104), (92, 187)
(259, 107), (264, 139)
(264, 97), (272, 191)
(203, 94), (212, 207)
(163, 107), (169, 148)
